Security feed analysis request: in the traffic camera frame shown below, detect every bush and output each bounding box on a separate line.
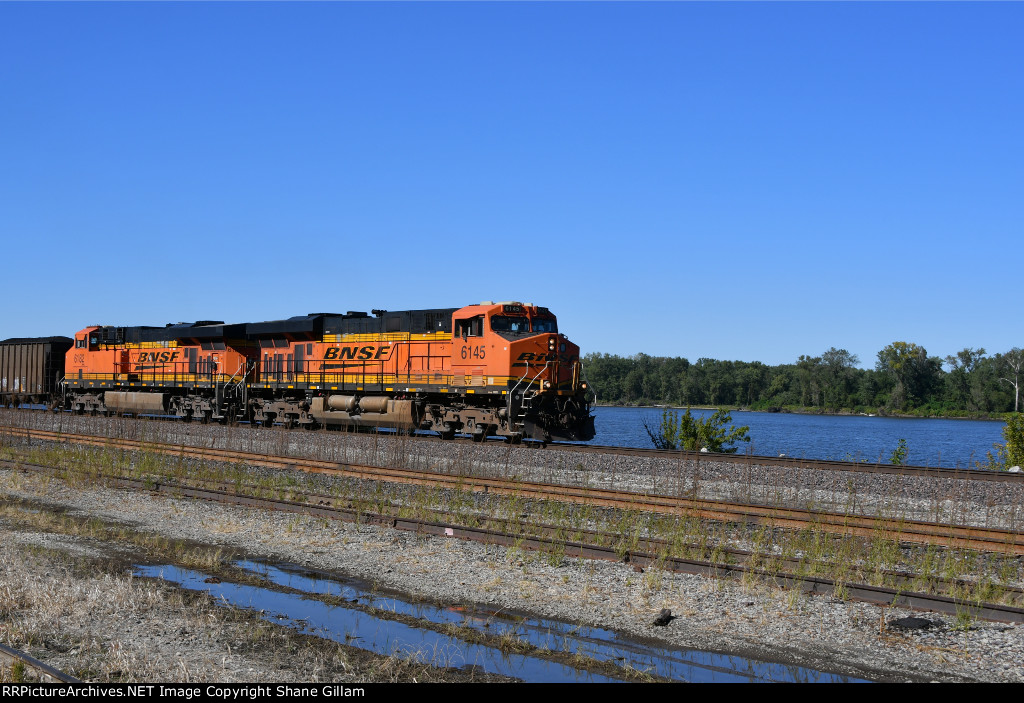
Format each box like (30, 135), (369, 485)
(979, 413), (1024, 471)
(1004, 413), (1024, 468)
(889, 438), (908, 465)
(643, 407), (751, 453)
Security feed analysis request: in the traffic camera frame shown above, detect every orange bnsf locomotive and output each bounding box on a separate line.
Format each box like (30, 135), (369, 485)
(49, 302), (595, 442)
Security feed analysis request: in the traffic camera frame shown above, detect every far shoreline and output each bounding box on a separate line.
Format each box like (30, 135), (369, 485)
(592, 403), (1006, 422)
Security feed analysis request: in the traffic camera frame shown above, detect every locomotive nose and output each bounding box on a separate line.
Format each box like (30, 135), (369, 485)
(547, 335), (569, 354)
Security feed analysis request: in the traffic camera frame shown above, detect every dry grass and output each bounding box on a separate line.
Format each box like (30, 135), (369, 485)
(4, 413), (1023, 620)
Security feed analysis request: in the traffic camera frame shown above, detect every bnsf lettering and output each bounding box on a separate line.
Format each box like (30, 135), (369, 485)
(516, 352), (578, 363)
(137, 352), (180, 363)
(323, 346), (391, 361)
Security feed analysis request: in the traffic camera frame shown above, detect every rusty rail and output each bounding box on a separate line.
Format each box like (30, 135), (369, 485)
(5, 456), (1024, 625)
(7, 427), (1024, 556)
(3, 413), (1022, 483)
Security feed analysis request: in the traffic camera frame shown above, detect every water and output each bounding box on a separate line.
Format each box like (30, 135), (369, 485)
(587, 406), (1005, 469)
(136, 561), (868, 683)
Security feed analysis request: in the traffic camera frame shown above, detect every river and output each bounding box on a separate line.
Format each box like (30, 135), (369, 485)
(584, 406), (1006, 469)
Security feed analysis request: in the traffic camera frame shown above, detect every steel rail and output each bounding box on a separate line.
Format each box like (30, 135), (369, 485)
(4, 456), (1023, 625)
(2, 414), (1022, 484)
(50, 461), (1024, 610)
(8, 426), (1024, 556)
(0, 642), (81, 684)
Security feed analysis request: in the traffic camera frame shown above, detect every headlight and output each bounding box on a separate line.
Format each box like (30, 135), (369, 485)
(580, 382), (588, 390)
(548, 338), (556, 350)
(543, 381), (552, 389)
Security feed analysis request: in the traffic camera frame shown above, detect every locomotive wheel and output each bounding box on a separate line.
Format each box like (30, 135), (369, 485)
(284, 418), (295, 430)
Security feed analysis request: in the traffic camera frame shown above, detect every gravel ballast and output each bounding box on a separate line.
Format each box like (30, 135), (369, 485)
(1, 411), (1023, 682)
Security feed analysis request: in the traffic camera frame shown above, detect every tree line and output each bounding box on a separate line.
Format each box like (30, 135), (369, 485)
(583, 344), (1024, 417)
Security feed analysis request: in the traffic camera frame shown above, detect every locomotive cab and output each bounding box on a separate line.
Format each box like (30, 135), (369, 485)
(451, 302), (595, 442)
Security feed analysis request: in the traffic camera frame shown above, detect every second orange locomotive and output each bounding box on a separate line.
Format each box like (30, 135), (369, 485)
(64, 302), (595, 442)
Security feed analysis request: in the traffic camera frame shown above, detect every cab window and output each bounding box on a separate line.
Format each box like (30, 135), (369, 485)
(454, 316), (484, 338)
(532, 317), (558, 333)
(490, 315), (530, 334)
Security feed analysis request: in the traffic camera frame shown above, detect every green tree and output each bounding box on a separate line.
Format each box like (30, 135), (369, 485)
(944, 347), (987, 411)
(643, 407), (751, 453)
(737, 363), (768, 406)
(876, 341), (942, 410)
(795, 355), (823, 407)
(821, 347), (860, 411)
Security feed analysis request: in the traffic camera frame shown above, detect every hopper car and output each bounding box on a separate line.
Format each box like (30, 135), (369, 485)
(3, 302), (595, 443)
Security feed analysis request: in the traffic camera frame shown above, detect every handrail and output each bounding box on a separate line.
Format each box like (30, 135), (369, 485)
(507, 361), (550, 430)
(578, 361), (596, 406)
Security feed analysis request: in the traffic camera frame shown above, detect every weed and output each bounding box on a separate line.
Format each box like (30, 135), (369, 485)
(889, 439), (909, 466)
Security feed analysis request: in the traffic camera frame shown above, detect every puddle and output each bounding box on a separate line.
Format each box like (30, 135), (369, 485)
(239, 560), (870, 683)
(135, 564), (621, 682)
(136, 561), (870, 683)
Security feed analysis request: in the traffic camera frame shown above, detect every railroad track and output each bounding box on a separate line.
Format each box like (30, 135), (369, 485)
(5, 455), (1023, 625)
(3, 413), (1021, 483)
(0, 643), (80, 684)
(6, 426), (1024, 556)
(21, 457), (1024, 610)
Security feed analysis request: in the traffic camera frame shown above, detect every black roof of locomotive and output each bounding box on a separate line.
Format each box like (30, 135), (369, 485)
(134, 322), (247, 343)
(245, 313), (344, 339)
(80, 308), (462, 345)
(246, 309), (458, 339)
(323, 309), (457, 336)
(0, 336), (74, 347)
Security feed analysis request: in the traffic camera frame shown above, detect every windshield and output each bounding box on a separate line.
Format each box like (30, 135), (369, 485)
(490, 316), (531, 333)
(531, 317), (557, 333)
(490, 315), (558, 334)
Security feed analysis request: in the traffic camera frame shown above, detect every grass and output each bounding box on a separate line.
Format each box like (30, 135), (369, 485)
(0, 533), (508, 683)
(14, 437), (1024, 612)
(0, 661), (28, 683)
(0, 495), (234, 572)
(3, 410), (1024, 620)
(0, 499), (526, 683)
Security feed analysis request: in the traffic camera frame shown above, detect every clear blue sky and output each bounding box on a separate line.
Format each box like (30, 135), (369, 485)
(2, 2), (1021, 368)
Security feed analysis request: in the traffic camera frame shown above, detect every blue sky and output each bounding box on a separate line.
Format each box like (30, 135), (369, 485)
(1, 2), (1021, 368)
